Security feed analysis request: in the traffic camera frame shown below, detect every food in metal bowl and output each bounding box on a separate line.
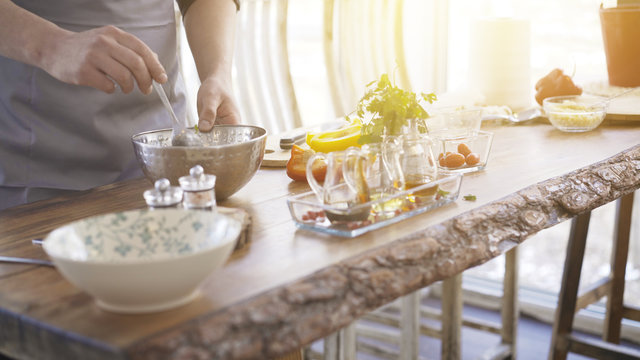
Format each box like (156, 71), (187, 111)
(132, 125), (267, 200)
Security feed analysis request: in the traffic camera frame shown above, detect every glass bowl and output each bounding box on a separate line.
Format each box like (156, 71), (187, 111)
(431, 131), (493, 174)
(543, 95), (607, 132)
(427, 105), (483, 138)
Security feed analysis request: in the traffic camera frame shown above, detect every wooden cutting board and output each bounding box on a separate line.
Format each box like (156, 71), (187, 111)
(605, 96), (640, 122)
(262, 136), (292, 168)
(584, 82), (640, 123)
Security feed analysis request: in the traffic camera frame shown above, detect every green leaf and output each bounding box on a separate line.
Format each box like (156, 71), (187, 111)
(463, 194), (477, 201)
(437, 189), (450, 197)
(351, 73), (437, 145)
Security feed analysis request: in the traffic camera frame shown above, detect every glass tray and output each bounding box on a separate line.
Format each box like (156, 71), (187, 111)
(287, 174), (463, 237)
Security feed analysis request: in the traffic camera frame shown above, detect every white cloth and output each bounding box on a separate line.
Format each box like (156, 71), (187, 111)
(0, 0), (187, 210)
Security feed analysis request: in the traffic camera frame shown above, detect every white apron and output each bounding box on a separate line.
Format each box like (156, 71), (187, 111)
(0, 0), (186, 210)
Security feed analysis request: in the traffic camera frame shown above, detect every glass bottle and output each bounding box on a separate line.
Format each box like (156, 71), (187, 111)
(179, 165), (217, 211)
(383, 119), (439, 202)
(143, 178), (184, 209)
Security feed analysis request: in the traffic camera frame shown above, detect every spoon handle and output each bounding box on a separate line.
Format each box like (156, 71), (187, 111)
(0, 255), (54, 267)
(152, 81), (182, 128)
(608, 87), (639, 101)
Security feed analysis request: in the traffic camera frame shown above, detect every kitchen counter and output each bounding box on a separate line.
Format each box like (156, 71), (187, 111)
(0, 123), (639, 359)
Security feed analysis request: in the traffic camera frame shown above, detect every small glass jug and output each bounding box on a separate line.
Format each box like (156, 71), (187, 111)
(306, 149), (372, 222)
(382, 119), (439, 202)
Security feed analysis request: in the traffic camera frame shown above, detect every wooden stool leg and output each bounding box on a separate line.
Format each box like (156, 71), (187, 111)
(442, 273), (463, 360)
(322, 323), (356, 360)
(604, 192), (634, 343)
(502, 247), (519, 359)
(341, 324), (356, 360)
(548, 212), (591, 360)
(323, 332), (339, 360)
(400, 291), (420, 360)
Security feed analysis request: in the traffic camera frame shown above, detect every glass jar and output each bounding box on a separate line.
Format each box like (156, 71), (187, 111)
(179, 165), (217, 211)
(143, 178), (184, 209)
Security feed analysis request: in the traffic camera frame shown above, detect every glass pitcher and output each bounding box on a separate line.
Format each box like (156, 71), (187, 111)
(382, 119), (439, 202)
(306, 149), (372, 222)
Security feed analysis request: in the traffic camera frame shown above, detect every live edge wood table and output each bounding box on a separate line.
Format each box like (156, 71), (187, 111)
(1, 124), (639, 360)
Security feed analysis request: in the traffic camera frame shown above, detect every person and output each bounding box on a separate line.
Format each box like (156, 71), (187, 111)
(0, 0), (241, 211)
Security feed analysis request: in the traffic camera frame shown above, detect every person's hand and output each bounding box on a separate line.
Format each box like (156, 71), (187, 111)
(196, 75), (240, 132)
(41, 25), (167, 94)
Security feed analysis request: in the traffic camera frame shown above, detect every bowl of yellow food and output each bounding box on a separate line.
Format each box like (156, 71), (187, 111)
(543, 95), (607, 132)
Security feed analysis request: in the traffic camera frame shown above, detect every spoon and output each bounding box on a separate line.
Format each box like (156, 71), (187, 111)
(482, 107), (543, 124)
(152, 81), (203, 147)
(0, 255), (54, 267)
(599, 86), (639, 105)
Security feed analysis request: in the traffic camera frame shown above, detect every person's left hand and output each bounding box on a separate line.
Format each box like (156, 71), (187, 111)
(196, 75), (240, 132)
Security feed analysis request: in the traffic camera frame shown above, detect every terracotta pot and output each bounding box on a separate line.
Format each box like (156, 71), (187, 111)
(600, 5), (640, 87)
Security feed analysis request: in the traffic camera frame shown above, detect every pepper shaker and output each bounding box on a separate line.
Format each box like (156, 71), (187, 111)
(179, 165), (217, 211)
(143, 178), (184, 209)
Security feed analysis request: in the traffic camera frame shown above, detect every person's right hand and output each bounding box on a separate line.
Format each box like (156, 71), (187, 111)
(40, 25), (167, 94)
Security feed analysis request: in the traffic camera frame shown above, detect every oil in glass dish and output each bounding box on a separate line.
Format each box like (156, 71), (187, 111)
(404, 175), (438, 203)
(368, 192), (406, 219)
(324, 202), (372, 223)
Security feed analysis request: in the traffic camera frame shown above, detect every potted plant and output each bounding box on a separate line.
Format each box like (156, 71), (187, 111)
(600, 0), (640, 86)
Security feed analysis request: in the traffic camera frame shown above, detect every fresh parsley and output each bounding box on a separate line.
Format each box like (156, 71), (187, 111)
(463, 194), (477, 201)
(437, 189), (450, 197)
(349, 73), (437, 145)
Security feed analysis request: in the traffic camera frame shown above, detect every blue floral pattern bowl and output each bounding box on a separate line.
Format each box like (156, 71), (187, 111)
(43, 209), (241, 313)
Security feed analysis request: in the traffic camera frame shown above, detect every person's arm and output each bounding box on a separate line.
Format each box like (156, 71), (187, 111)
(0, 0), (167, 94)
(181, 0), (240, 131)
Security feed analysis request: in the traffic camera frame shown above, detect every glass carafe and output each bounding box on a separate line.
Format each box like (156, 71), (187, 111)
(383, 119), (439, 202)
(306, 150), (372, 222)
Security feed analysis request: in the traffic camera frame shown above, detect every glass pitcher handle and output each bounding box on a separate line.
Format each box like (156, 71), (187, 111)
(343, 147), (370, 203)
(382, 136), (405, 191)
(306, 152), (327, 203)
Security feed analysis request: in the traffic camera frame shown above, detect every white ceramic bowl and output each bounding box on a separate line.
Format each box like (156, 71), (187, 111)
(43, 209), (241, 314)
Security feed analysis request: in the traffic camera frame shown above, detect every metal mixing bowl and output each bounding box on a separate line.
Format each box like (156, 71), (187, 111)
(132, 125), (267, 201)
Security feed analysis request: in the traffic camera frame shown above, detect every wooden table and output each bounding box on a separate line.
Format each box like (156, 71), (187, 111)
(1, 124), (639, 360)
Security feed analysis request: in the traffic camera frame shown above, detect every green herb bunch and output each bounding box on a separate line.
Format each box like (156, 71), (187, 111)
(350, 73), (437, 145)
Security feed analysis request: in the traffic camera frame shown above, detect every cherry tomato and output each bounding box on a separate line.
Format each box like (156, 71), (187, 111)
(443, 153), (465, 168)
(457, 143), (472, 157)
(465, 153), (480, 166)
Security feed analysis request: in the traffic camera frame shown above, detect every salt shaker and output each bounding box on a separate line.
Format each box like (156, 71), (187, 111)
(143, 178), (184, 209)
(179, 165), (217, 211)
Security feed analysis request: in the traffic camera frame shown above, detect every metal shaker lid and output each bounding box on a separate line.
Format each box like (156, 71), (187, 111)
(178, 165), (216, 191)
(143, 178), (184, 207)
